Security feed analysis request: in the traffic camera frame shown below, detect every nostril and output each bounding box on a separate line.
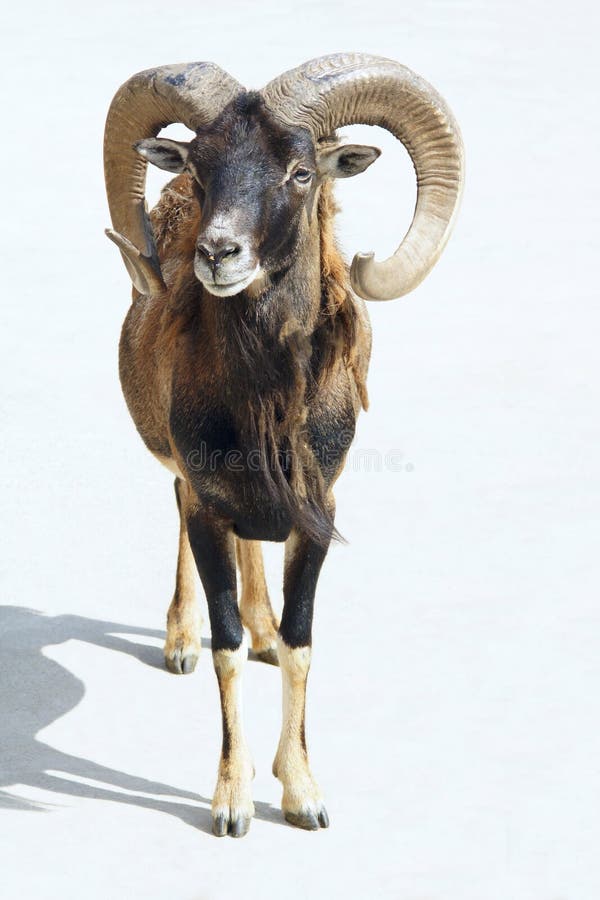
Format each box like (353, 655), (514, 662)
(196, 243), (212, 260)
(196, 243), (241, 265)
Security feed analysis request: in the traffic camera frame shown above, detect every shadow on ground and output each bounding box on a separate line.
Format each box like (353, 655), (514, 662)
(0, 606), (282, 832)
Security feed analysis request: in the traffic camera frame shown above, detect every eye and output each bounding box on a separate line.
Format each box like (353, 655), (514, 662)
(293, 167), (312, 184)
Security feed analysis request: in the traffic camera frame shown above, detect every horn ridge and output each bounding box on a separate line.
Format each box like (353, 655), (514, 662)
(261, 53), (464, 301)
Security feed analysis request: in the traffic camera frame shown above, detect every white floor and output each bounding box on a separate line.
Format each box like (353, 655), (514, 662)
(2, 1), (599, 898)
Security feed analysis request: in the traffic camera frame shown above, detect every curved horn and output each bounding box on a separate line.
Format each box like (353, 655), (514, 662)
(262, 53), (464, 301)
(104, 62), (242, 293)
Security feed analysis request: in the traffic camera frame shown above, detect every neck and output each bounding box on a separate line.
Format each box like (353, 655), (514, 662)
(196, 212), (333, 543)
(166, 187), (353, 545)
(199, 211), (322, 398)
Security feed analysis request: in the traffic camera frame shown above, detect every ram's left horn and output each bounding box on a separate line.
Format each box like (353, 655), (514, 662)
(104, 62), (243, 294)
(105, 228), (166, 296)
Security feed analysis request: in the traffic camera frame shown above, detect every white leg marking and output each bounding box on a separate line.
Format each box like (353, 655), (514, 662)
(273, 636), (329, 830)
(212, 635), (255, 837)
(164, 483), (202, 674)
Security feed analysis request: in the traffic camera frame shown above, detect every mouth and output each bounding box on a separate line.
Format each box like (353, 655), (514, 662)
(195, 265), (261, 298)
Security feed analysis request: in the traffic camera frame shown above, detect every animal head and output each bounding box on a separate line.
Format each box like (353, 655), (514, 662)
(134, 94), (380, 298)
(104, 54), (464, 301)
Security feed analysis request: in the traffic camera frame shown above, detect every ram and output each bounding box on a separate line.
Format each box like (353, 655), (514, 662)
(104, 52), (463, 838)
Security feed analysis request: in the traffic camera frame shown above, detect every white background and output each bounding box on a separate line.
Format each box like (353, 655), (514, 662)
(1, 1), (599, 898)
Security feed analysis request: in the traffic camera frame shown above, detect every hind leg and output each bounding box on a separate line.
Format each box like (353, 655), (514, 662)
(164, 478), (203, 674)
(236, 539), (279, 665)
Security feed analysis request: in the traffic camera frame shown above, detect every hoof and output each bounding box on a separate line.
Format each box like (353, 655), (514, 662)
(165, 649), (198, 675)
(229, 815), (252, 838)
(318, 806), (330, 828)
(284, 805), (329, 831)
(212, 812), (252, 838)
(212, 812), (228, 837)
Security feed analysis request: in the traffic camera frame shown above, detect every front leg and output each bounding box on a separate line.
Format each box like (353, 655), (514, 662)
(273, 524), (332, 830)
(186, 505), (254, 837)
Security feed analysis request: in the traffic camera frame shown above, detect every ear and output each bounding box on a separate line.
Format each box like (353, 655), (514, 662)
(317, 143), (381, 180)
(133, 138), (191, 173)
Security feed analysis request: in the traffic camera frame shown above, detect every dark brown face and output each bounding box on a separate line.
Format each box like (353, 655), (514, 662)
(188, 94), (317, 296)
(135, 92), (380, 297)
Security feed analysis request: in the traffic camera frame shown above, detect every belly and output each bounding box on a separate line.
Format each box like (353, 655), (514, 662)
(189, 456), (295, 542)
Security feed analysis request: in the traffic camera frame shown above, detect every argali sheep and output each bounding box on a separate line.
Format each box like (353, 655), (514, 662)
(104, 52), (464, 837)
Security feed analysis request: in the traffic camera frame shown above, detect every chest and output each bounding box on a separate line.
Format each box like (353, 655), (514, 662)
(168, 372), (357, 537)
